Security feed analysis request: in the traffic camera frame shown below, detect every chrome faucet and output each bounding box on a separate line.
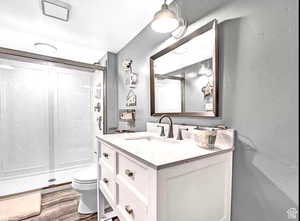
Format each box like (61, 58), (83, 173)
(158, 114), (174, 138)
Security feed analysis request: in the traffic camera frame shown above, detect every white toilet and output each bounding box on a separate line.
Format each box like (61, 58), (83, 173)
(72, 165), (97, 214)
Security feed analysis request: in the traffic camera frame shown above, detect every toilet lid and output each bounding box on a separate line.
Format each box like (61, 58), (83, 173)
(74, 166), (97, 183)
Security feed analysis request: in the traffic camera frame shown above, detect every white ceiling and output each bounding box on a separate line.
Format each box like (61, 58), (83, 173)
(0, 0), (167, 63)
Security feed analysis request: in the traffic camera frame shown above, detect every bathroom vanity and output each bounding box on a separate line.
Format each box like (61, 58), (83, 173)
(97, 123), (234, 221)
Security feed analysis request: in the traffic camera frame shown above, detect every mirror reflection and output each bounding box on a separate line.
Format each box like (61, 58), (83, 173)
(151, 20), (218, 116)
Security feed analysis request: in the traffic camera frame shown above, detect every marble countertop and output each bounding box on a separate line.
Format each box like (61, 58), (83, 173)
(97, 130), (234, 169)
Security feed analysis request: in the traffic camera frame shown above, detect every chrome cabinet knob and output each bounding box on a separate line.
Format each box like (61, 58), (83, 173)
(125, 169), (134, 178)
(103, 178), (109, 184)
(125, 205), (134, 215)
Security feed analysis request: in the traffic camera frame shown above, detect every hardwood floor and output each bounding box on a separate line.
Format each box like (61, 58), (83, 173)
(25, 189), (97, 221)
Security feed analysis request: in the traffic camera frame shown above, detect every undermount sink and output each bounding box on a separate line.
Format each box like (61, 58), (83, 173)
(124, 135), (179, 145)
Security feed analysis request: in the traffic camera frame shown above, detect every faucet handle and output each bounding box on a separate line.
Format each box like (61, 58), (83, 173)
(176, 128), (189, 140)
(157, 125), (165, 137)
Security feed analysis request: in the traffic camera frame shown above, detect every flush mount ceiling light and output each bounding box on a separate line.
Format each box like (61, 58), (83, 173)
(0, 64), (15, 70)
(34, 42), (58, 54)
(41, 0), (71, 22)
(151, 0), (179, 33)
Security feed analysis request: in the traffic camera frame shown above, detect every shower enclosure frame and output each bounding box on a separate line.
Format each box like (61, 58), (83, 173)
(0, 46), (108, 134)
(0, 46), (107, 195)
(0, 47), (106, 72)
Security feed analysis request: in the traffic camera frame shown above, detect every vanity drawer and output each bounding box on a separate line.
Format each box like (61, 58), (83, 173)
(117, 183), (148, 221)
(117, 154), (149, 200)
(101, 142), (116, 172)
(100, 165), (116, 203)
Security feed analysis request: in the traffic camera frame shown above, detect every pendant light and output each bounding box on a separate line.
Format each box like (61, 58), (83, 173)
(151, 0), (179, 33)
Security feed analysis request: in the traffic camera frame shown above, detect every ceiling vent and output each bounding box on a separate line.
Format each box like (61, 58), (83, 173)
(41, 0), (71, 22)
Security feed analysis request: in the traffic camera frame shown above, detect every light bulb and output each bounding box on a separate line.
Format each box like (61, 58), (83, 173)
(151, 2), (179, 33)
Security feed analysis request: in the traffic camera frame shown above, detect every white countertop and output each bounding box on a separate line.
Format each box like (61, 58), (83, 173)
(97, 131), (234, 169)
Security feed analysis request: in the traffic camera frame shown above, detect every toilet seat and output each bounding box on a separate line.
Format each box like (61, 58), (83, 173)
(74, 179), (97, 184)
(73, 166), (97, 184)
(72, 180), (97, 191)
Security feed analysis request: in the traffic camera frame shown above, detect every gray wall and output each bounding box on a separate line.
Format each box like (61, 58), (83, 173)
(117, 0), (299, 220)
(100, 52), (119, 134)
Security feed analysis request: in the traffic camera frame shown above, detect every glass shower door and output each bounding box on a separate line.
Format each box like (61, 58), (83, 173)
(52, 66), (93, 173)
(0, 59), (51, 181)
(0, 57), (95, 195)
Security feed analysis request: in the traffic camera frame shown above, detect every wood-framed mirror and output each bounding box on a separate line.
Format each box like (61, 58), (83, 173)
(150, 19), (219, 117)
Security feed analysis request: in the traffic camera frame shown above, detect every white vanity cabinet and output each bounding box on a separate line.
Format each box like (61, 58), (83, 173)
(97, 133), (233, 221)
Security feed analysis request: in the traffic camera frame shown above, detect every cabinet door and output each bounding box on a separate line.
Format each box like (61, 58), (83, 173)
(158, 153), (233, 221)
